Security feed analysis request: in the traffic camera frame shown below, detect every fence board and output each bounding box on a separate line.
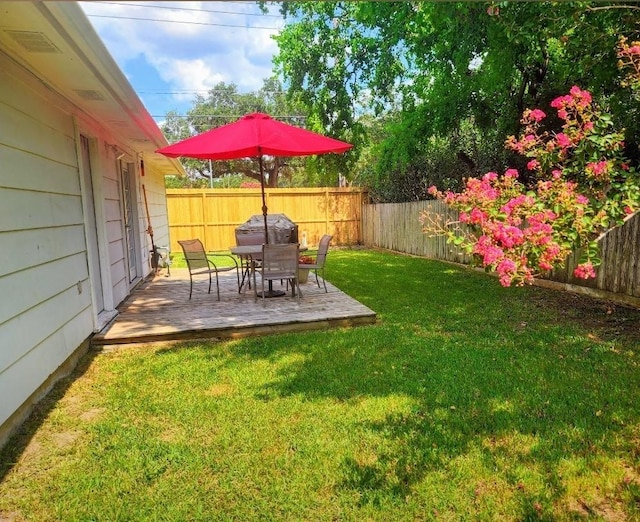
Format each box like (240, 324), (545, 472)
(167, 187), (364, 252)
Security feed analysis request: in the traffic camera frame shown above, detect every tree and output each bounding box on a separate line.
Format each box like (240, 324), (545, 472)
(273, 2), (640, 201)
(161, 78), (325, 187)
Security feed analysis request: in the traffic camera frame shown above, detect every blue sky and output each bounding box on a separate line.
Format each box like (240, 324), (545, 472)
(79, 1), (284, 123)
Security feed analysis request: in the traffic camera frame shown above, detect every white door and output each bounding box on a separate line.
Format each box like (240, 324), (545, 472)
(80, 135), (105, 313)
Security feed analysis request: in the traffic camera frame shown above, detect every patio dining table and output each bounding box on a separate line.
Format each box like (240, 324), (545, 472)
(231, 244), (307, 297)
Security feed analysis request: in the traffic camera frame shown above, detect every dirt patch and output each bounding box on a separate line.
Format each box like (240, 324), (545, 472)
(529, 287), (640, 345)
(79, 408), (104, 422)
(51, 431), (80, 451)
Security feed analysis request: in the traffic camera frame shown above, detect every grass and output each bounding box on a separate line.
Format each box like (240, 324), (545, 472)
(170, 250), (235, 269)
(2, 248), (640, 521)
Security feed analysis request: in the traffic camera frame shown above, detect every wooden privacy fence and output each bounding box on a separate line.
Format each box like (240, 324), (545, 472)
(362, 200), (471, 264)
(362, 200), (640, 304)
(166, 187), (365, 252)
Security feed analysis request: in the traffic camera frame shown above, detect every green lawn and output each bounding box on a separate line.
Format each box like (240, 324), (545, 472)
(2, 249), (640, 521)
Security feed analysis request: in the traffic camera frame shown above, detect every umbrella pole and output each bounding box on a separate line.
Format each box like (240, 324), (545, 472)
(258, 153), (269, 245)
(257, 152), (285, 298)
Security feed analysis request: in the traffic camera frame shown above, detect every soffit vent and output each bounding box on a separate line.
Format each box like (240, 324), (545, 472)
(5, 30), (61, 53)
(74, 89), (106, 101)
(108, 120), (130, 128)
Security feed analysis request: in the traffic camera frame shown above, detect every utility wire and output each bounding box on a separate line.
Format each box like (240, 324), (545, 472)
(85, 13), (282, 30)
(94, 1), (282, 18)
(139, 89), (287, 95)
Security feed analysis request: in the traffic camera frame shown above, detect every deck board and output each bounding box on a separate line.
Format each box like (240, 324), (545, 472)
(92, 268), (377, 345)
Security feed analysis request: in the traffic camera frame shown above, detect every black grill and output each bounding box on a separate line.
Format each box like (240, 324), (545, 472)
(235, 214), (298, 245)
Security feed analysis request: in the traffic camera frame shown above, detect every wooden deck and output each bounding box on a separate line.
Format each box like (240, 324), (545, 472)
(92, 268), (377, 346)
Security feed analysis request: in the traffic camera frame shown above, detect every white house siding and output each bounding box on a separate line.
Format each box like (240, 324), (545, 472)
(140, 166), (171, 264)
(0, 49), (170, 440)
(0, 55), (95, 433)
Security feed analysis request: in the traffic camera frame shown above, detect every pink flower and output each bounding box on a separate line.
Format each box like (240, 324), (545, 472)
(583, 121), (594, 131)
(529, 109), (546, 122)
(556, 133), (572, 148)
(552, 169), (563, 179)
(574, 261), (596, 280)
(586, 160), (609, 177)
(469, 207), (488, 224)
(427, 185), (438, 196)
(539, 260), (553, 271)
(497, 258), (516, 276)
(624, 206), (634, 215)
(483, 171), (498, 182)
(459, 212), (469, 223)
(473, 236), (504, 266)
(570, 85), (592, 105)
(539, 245), (562, 269)
(529, 210), (558, 225)
(493, 224), (525, 248)
(628, 45), (640, 55)
(526, 221), (554, 245)
(500, 195), (533, 216)
(483, 246), (504, 266)
(557, 109), (569, 120)
(551, 95), (572, 109)
(480, 185), (499, 201)
(505, 168), (519, 179)
(499, 274), (512, 287)
(444, 191), (457, 205)
(544, 244), (561, 259)
(525, 134), (536, 142)
(576, 195), (589, 205)
(527, 159), (539, 171)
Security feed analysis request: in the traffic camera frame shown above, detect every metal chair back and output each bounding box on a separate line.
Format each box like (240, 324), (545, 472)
(299, 234), (332, 292)
(179, 239), (209, 271)
(178, 239), (240, 300)
(315, 234), (332, 268)
(256, 243), (301, 304)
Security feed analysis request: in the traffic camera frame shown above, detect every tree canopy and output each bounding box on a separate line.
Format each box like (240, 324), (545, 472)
(272, 1), (640, 201)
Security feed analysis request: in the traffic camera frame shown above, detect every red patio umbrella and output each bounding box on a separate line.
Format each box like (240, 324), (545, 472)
(156, 112), (352, 243)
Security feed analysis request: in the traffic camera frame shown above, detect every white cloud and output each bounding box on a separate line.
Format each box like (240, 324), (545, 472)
(80, 1), (282, 113)
(155, 58), (225, 99)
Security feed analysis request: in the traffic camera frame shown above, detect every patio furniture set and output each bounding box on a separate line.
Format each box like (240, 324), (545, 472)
(155, 112), (348, 308)
(178, 234), (333, 305)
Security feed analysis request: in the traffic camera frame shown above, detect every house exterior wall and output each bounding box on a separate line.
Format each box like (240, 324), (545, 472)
(0, 50), (168, 446)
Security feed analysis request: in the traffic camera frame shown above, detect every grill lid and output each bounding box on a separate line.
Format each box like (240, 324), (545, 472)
(235, 214), (298, 244)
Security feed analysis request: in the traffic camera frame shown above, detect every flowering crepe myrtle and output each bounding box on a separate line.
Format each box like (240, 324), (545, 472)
(423, 84), (640, 287)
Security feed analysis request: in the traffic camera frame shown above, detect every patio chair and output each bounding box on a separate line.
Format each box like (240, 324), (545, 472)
(299, 234), (332, 292)
(254, 243), (301, 305)
(178, 239), (240, 300)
